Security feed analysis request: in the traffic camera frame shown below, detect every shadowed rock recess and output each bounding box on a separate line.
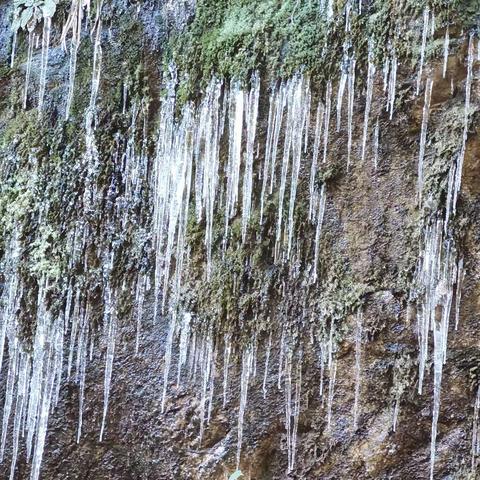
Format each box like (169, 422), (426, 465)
(0, 0), (480, 478)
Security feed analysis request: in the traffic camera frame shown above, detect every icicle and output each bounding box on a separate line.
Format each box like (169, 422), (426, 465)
(31, 317), (63, 480)
(361, 51), (376, 163)
(206, 340), (216, 425)
(268, 83), (287, 195)
(417, 7), (430, 95)
(312, 184), (327, 283)
(38, 17), (52, 112)
(320, 0), (334, 21)
(89, 12), (103, 113)
(65, 39), (79, 119)
(9, 354), (30, 480)
(286, 76), (310, 258)
(417, 78), (433, 200)
(241, 73), (260, 242)
(99, 252), (117, 442)
(352, 309), (363, 430)
(275, 74), (311, 261)
(0, 339), (19, 462)
(317, 323), (328, 402)
(224, 80), (244, 245)
(387, 52), (398, 120)
(323, 81), (332, 164)
(52, 315), (65, 409)
(443, 27), (450, 79)
(308, 102), (325, 221)
(199, 332), (214, 444)
(414, 213), (460, 478)
(326, 358), (337, 432)
(62, 0), (100, 119)
(451, 34), (474, 217)
(430, 322), (444, 480)
(417, 220), (441, 394)
(25, 281), (49, 464)
(176, 312), (192, 385)
(153, 69), (195, 314)
(67, 289), (81, 379)
(346, 58), (356, 170)
(260, 88), (276, 224)
(194, 77), (225, 278)
(472, 386), (480, 473)
(223, 333), (232, 407)
(373, 118), (380, 170)
(336, 69), (348, 132)
(122, 81), (129, 114)
(263, 331), (272, 399)
(76, 317), (89, 443)
(23, 30), (34, 109)
(278, 328), (286, 390)
(236, 346), (254, 468)
(454, 257), (464, 330)
(382, 57), (390, 94)
(135, 274), (148, 355)
(10, 29), (17, 68)
(392, 395), (400, 432)
(285, 350), (302, 472)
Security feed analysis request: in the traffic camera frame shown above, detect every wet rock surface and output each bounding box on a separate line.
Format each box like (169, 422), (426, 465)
(0, 1), (479, 480)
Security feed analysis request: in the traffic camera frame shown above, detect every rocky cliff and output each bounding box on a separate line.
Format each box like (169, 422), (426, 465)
(0, 1), (479, 479)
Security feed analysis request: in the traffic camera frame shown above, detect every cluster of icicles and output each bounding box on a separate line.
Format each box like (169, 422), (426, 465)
(11, 0), (194, 118)
(1, 2), (479, 479)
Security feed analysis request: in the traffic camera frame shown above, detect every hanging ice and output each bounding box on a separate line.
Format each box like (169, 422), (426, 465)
(37, 17), (52, 112)
(346, 57), (356, 169)
(312, 184), (327, 283)
(260, 83), (286, 224)
(308, 102), (325, 221)
(194, 77), (225, 278)
(99, 250), (118, 442)
(241, 73), (260, 242)
(224, 80), (244, 245)
(417, 78), (433, 200)
(284, 349), (302, 472)
(472, 386), (480, 472)
(23, 30), (35, 109)
(352, 308), (363, 430)
(62, 0), (100, 119)
(236, 346), (254, 468)
(274, 74), (311, 261)
(416, 7), (431, 95)
(361, 49), (376, 163)
(443, 27), (450, 79)
(153, 68), (195, 317)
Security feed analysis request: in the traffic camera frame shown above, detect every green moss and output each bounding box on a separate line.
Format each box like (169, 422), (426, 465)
(164, 0), (477, 109)
(168, 0), (330, 102)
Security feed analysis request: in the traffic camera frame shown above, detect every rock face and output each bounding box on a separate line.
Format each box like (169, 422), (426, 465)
(0, 1), (479, 479)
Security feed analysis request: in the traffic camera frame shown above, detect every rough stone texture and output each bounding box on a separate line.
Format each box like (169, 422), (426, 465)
(0, 1), (479, 480)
